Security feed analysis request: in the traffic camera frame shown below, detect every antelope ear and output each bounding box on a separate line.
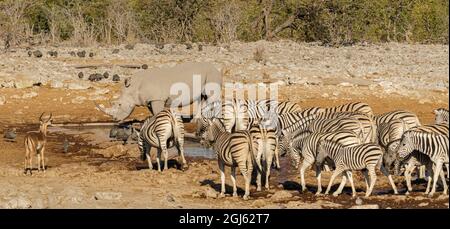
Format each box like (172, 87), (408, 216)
(433, 109), (438, 114)
(124, 77), (132, 87)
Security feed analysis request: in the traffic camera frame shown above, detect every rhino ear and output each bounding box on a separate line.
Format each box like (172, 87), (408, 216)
(124, 77), (132, 87)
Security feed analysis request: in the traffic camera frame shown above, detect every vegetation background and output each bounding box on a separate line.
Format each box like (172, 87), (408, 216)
(0, 0), (448, 48)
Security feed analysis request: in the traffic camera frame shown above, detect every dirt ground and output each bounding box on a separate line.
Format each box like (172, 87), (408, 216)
(0, 41), (448, 209)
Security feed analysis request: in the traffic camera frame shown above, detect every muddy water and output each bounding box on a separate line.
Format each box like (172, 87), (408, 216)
(48, 125), (216, 159)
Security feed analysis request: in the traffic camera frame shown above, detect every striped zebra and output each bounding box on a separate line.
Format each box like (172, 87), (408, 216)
(401, 151), (447, 195)
(284, 115), (366, 143)
(319, 102), (374, 118)
(202, 118), (261, 200)
(290, 130), (362, 195)
(434, 108), (449, 124)
(316, 141), (383, 197)
(374, 110), (421, 132)
(249, 124), (279, 191)
(397, 130), (449, 197)
(136, 109), (187, 172)
(402, 123), (449, 179)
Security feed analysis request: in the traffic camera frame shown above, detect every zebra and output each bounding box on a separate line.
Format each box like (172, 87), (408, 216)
(290, 130), (362, 195)
(397, 130), (449, 197)
(434, 108), (449, 124)
(202, 118), (261, 200)
(401, 151), (447, 195)
(398, 123), (450, 179)
(249, 124), (280, 191)
(374, 110), (421, 132)
(136, 109), (187, 172)
(319, 102), (374, 118)
(316, 141), (383, 197)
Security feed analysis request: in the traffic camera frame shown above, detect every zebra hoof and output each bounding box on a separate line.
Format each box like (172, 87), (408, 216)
(243, 195), (249, 200)
(332, 192), (340, 197)
(219, 193), (225, 198)
(428, 192), (435, 198)
(232, 192), (238, 198)
(256, 187), (262, 192)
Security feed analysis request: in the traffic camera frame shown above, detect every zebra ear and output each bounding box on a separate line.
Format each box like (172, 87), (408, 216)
(433, 109), (438, 114)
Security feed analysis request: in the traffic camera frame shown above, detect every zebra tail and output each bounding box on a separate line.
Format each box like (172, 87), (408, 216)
(247, 132), (262, 174)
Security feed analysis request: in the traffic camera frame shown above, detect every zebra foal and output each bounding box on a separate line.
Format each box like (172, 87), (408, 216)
(316, 141), (383, 197)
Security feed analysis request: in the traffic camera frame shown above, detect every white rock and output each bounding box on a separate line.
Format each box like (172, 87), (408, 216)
(66, 81), (91, 90)
(349, 204), (379, 209)
(50, 80), (65, 88)
(14, 79), (34, 89)
(270, 190), (293, 201)
(71, 96), (87, 104)
(2, 196), (32, 209)
(94, 192), (122, 201)
(22, 91), (38, 99)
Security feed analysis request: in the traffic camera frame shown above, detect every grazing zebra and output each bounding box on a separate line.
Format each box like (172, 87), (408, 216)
(397, 130), (449, 197)
(249, 124), (280, 191)
(290, 130), (362, 195)
(136, 109), (187, 172)
(320, 102), (374, 118)
(316, 141), (383, 197)
(202, 118), (260, 200)
(434, 108), (449, 124)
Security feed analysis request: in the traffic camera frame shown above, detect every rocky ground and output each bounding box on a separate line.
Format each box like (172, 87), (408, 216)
(0, 41), (448, 208)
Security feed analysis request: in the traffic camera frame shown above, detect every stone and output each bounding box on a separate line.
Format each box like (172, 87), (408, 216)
(33, 50), (43, 58)
(142, 64), (148, 69)
(50, 80), (64, 88)
(355, 197), (363, 205)
(66, 82), (91, 90)
(88, 73), (103, 82)
(77, 50), (86, 58)
(112, 49), (120, 54)
(125, 44), (134, 50)
(94, 192), (122, 201)
(155, 43), (164, 49)
(185, 43), (193, 50)
(270, 190), (293, 201)
(166, 194), (176, 202)
(198, 44), (203, 51)
(112, 74), (120, 82)
(252, 199), (267, 208)
(69, 51), (76, 56)
(78, 72), (84, 79)
(22, 91), (38, 99)
(103, 72), (109, 79)
(204, 187), (218, 199)
(2, 196), (32, 209)
(349, 204), (379, 209)
(92, 144), (127, 158)
(0, 96), (5, 105)
(89, 52), (94, 57)
(14, 79), (34, 89)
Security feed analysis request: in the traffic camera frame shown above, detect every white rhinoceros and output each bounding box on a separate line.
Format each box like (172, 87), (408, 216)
(96, 62), (223, 122)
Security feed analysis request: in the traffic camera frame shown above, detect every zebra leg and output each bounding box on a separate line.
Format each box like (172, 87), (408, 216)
(404, 162), (415, 195)
(419, 165), (426, 179)
(156, 148), (162, 172)
(366, 166), (377, 197)
(429, 160), (443, 197)
(230, 166), (238, 197)
(424, 162), (433, 194)
(362, 170), (369, 191)
(333, 172), (348, 197)
(315, 165), (323, 195)
(37, 153), (41, 172)
(300, 159), (313, 192)
(265, 152), (273, 190)
(346, 171), (357, 197)
(243, 157), (253, 200)
(162, 144), (169, 171)
(445, 163), (449, 179)
(380, 165), (398, 194)
(325, 168), (343, 195)
(255, 142), (263, 192)
(439, 169), (448, 195)
(218, 160), (226, 198)
(41, 146), (46, 172)
(146, 146), (153, 170)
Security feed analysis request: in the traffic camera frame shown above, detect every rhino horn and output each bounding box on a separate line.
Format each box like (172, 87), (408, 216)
(94, 101), (115, 116)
